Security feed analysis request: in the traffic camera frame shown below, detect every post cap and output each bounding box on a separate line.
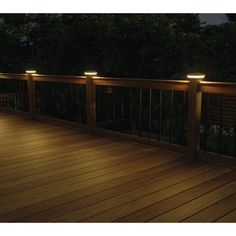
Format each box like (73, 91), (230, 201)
(84, 71), (98, 76)
(187, 73), (205, 79)
(26, 70), (37, 74)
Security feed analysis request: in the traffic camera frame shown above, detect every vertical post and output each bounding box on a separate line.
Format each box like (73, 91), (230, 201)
(187, 73), (205, 160)
(85, 71), (97, 134)
(26, 70), (36, 119)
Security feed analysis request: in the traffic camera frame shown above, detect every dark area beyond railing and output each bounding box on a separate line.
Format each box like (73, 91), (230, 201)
(0, 75), (28, 112)
(200, 83), (236, 158)
(1, 72), (236, 166)
(96, 85), (187, 146)
(35, 81), (86, 124)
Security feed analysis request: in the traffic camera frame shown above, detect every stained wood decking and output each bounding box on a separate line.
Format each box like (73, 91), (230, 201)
(0, 113), (236, 222)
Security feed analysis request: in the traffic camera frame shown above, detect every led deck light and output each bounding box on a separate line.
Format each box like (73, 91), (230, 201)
(26, 70), (37, 74)
(84, 71), (98, 76)
(187, 73), (205, 79)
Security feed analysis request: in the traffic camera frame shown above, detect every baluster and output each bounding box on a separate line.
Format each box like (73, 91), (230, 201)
(129, 88), (133, 135)
(139, 88), (142, 137)
(159, 89), (162, 141)
(203, 93), (209, 151)
(148, 88), (152, 139)
(218, 94), (223, 154)
(169, 90), (174, 143)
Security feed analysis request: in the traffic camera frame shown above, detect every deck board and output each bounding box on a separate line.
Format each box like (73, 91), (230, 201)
(0, 113), (236, 222)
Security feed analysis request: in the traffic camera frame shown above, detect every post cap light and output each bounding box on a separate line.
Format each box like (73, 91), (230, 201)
(187, 73), (205, 79)
(84, 71), (98, 76)
(26, 70), (37, 74)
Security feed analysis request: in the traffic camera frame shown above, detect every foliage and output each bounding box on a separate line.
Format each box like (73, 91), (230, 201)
(0, 14), (235, 81)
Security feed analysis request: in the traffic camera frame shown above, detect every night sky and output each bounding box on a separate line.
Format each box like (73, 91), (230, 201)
(199, 14), (228, 25)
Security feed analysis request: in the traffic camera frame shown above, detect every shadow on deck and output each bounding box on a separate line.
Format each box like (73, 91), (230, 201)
(0, 113), (236, 222)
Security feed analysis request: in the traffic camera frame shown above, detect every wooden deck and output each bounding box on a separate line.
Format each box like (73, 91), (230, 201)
(0, 113), (236, 222)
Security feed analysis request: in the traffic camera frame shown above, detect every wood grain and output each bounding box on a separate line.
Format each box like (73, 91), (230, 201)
(0, 113), (236, 222)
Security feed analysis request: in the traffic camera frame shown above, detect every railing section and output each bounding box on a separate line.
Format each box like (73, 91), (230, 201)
(0, 74), (28, 112)
(1, 73), (236, 164)
(33, 75), (86, 124)
(95, 79), (188, 146)
(200, 82), (236, 158)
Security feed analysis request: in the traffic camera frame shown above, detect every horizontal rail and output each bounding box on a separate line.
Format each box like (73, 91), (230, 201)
(0, 73), (86, 84)
(0, 73), (27, 80)
(32, 74), (86, 84)
(199, 81), (236, 95)
(94, 77), (189, 91)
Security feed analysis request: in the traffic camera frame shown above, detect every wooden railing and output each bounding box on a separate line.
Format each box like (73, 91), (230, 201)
(198, 81), (236, 166)
(1, 72), (236, 166)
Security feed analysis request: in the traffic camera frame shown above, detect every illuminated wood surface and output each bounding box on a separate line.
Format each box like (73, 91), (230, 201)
(0, 113), (236, 222)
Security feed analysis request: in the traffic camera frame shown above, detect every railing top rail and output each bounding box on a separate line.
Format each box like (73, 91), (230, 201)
(200, 81), (236, 86)
(32, 74), (86, 79)
(93, 77), (189, 91)
(31, 74), (86, 84)
(2, 72), (236, 94)
(0, 73), (86, 84)
(0, 73), (27, 80)
(94, 76), (189, 84)
(199, 81), (236, 95)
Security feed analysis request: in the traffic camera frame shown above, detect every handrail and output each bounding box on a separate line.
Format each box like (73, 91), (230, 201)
(93, 77), (189, 91)
(199, 81), (236, 95)
(31, 74), (86, 84)
(0, 73), (27, 80)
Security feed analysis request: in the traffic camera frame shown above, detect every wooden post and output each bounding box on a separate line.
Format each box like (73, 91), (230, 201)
(26, 71), (36, 119)
(86, 74), (96, 134)
(187, 74), (204, 160)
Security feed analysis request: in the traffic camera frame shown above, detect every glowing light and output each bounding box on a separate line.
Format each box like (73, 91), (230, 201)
(26, 70), (37, 74)
(84, 71), (98, 76)
(187, 73), (205, 79)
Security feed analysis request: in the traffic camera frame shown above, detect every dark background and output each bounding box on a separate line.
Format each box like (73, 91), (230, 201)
(0, 14), (236, 81)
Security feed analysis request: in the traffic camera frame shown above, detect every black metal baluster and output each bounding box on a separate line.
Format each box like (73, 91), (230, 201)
(7, 80), (9, 108)
(34, 82), (38, 114)
(7, 80), (10, 109)
(218, 94), (223, 154)
(234, 123), (236, 157)
(139, 88), (142, 137)
(14, 80), (17, 109)
(18, 81), (22, 110)
(203, 93), (209, 150)
(112, 91), (115, 120)
(69, 84), (73, 121)
(169, 90), (174, 143)
(18, 81), (21, 109)
(159, 89), (162, 141)
(34, 82), (37, 113)
(96, 87), (100, 127)
(0, 81), (1, 107)
(3, 80), (6, 108)
(10, 80), (13, 109)
(148, 88), (152, 139)
(181, 91), (186, 145)
(129, 89), (133, 135)
(5, 80), (8, 108)
(0, 80), (4, 107)
(13, 80), (16, 109)
(121, 91), (124, 119)
(42, 82), (46, 115)
(75, 85), (78, 122)
(22, 81), (25, 110)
